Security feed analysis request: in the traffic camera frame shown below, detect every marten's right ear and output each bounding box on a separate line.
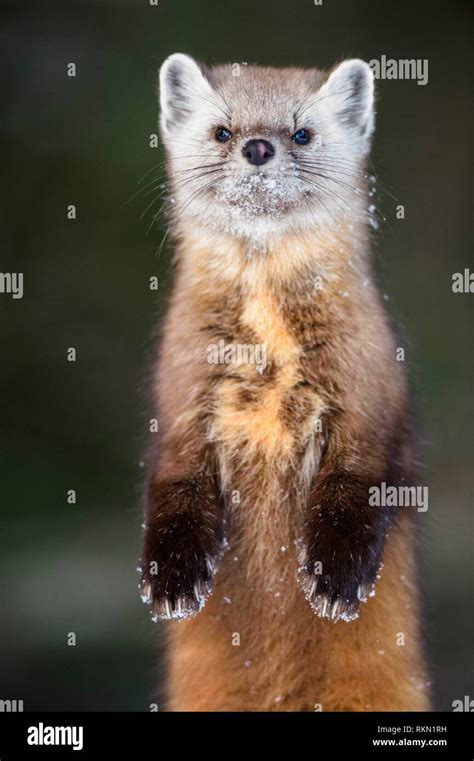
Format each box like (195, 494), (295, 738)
(159, 53), (214, 137)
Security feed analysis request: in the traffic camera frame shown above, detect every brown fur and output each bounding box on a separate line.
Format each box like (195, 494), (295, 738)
(167, 515), (428, 711)
(141, 220), (430, 710)
(140, 57), (430, 711)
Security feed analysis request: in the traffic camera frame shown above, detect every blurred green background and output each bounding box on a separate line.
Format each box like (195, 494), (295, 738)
(0, 0), (472, 710)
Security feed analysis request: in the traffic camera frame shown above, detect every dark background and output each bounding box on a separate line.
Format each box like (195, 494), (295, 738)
(0, 0), (472, 710)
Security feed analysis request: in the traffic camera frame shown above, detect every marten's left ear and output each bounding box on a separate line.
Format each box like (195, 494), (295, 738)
(319, 59), (375, 145)
(159, 53), (214, 137)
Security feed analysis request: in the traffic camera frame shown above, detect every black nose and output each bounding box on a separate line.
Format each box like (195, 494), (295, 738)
(242, 139), (275, 166)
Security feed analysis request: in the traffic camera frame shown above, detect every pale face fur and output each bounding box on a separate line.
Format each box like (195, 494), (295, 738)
(159, 54), (375, 249)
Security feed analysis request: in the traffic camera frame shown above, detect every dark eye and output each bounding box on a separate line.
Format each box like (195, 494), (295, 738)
(215, 127), (233, 143)
(292, 129), (310, 145)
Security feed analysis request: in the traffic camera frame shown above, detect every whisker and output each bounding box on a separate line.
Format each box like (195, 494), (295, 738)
(297, 160), (367, 184)
(298, 168), (358, 206)
(297, 175), (344, 227)
(122, 157), (229, 208)
(147, 174), (224, 236)
(140, 168), (225, 221)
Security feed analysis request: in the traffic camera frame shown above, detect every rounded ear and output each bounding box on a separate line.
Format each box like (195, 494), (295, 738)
(159, 53), (214, 136)
(318, 59), (375, 143)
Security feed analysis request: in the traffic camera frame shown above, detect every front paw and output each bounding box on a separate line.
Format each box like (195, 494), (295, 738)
(139, 478), (224, 621)
(298, 474), (389, 622)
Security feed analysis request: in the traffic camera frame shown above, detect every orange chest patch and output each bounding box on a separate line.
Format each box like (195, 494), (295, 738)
(209, 288), (325, 470)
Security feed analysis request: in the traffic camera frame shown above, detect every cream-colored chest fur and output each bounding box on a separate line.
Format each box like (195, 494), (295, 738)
(209, 282), (325, 490)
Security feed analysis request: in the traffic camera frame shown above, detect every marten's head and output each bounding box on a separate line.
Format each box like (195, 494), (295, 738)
(159, 54), (375, 246)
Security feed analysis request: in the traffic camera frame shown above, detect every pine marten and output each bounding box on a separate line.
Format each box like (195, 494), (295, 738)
(139, 54), (431, 711)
